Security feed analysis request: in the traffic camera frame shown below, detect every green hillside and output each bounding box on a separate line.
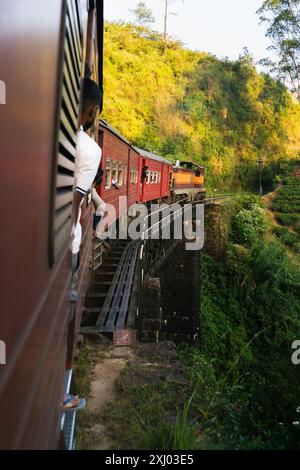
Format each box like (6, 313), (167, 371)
(102, 21), (300, 191)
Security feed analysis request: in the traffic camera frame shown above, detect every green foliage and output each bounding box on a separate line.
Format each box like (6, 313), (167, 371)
(274, 174), (282, 185)
(101, 374), (197, 450)
(179, 239), (300, 449)
(178, 194), (300, 449)
(272, 176), (300, 213)
(273, 226), (299, 248)
(130, 2), (155, 26)
(172, 394), (197, 450)
(271, 173), (300, 252)
(276, 213), (299, 226)
(258, 0), (300, 99)
(233, 193), (264, 211)
(231, 196), (266, 245)
(103, 21), (300, 192)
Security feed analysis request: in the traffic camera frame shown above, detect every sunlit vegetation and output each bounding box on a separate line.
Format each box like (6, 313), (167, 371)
(179, 193), (300, 449)
(103, 21), (300, 191)
(96, 20), (300, 450)
(271, 175), (300, 254)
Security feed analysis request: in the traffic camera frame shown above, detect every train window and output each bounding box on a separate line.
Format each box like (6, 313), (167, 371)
(105, 159), (111, 189)
(154, 172), (158, 183)
(124, 164), (128, 185)
(158, 172), (161, 184)
(118, 163), (123, 185)
(150, 171), (154, 183)
(112, 161), (117, 182)
(49, 0), (84, 266)
(132, 169), (137, 184)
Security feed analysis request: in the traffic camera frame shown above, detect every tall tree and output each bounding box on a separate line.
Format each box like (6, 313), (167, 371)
(258, 0), (300, 100)
(130, 1), (155, 26)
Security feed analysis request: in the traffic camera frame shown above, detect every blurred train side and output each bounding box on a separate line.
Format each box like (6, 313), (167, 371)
(0, 0), (103, 449)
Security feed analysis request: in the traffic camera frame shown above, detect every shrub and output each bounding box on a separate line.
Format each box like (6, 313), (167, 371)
(231, 205), (266, 245)
(181, 245), (300, 449)
(274, 175), (282, 185)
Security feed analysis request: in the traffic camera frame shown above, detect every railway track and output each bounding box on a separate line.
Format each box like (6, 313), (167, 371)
(82, 239), (140, 341)
(82, 193), (236, 339)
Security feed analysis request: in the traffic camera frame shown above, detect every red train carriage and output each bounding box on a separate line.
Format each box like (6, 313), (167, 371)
(0, 0), (103, 450)
(135, 148), (173, 204)
(97, 120), (140, 228)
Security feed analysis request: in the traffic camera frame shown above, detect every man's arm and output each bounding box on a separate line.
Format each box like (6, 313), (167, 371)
(72, 191), (84, 226)
(73, 135), (101, 230)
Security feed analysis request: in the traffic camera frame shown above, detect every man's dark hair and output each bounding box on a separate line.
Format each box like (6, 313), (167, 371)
(82, 77), (103, 112)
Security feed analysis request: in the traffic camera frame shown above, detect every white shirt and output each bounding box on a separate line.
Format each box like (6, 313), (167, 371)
(72, 128), (102, 254)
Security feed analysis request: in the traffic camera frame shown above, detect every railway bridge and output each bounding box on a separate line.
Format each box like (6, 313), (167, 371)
(82, 196), (231, 346)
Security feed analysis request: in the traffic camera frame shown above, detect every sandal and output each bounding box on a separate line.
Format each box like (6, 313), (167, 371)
(63, 393), (86, 412)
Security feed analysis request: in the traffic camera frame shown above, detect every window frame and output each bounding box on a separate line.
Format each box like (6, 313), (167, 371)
(146, 170), (150, 184)
(112, 160), (117, 184)
(105, 158), (112, 189)
(117, 162), (123, 186)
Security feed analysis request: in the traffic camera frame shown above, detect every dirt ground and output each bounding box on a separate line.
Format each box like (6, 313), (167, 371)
(261, 183), (282, 227)
(75, 339), (189, 450)
(88, 348), (133, 413)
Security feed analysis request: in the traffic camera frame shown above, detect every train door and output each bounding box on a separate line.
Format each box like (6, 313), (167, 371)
(141, 158), (147, 199)
(169, 168), (173, 191)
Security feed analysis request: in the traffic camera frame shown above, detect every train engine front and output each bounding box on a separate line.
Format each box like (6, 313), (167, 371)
(172, 161), (205, 201)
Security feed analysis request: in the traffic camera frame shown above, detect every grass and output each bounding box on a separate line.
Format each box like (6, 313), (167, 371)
(100, 351), (198, 450)
(172, 393), (197, 450)
(73, 339), (198, 451)
(102, 378), (182, 449)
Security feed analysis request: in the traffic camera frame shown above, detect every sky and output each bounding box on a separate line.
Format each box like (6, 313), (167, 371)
(104, 0), (272, 66)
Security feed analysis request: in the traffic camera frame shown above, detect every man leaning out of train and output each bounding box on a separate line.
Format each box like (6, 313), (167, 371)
(64, 78), (103, 412)
(70, 77), (103, 300)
